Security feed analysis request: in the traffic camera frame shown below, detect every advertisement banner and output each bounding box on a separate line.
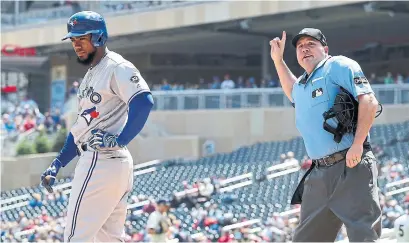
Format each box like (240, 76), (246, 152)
(50, 65), (67, 112)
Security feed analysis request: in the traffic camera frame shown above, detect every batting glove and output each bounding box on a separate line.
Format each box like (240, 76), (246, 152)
(41, 159), (62, 193)
(88, 129), (123, 150)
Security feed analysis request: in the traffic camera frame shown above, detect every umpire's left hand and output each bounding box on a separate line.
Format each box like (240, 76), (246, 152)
(346, 143), (363, 168)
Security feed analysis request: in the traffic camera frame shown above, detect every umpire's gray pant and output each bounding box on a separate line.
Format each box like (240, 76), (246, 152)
(292, 149), (382, 242)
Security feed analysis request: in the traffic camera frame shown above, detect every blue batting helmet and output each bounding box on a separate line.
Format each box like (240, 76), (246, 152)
(61, 11), (108, 47)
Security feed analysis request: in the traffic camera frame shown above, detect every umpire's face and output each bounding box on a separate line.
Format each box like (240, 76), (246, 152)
(296, 36), (329, 74)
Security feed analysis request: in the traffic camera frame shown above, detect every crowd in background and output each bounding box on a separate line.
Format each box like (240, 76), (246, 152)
(151, 72), (409, 91)
(1, 96), (66, 138)
(1, 152), (407, 242)
(102, 1), (185, 12)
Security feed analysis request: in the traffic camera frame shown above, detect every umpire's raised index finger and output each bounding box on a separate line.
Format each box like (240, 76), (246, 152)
(282, 31), (287, 42)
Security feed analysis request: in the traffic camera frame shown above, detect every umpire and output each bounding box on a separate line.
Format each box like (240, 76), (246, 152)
(269, 28), (382, 242)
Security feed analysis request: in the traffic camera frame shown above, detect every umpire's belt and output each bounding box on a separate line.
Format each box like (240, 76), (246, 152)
(312, 148), (348, 167)
(291, 149), (348, 205)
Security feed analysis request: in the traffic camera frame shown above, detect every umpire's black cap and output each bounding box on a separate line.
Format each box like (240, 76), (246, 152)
(292, 28), (328, 47)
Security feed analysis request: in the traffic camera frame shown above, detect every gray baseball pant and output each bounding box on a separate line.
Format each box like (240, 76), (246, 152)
(64, 150), (134, 242)
(292, 149), (382, 242)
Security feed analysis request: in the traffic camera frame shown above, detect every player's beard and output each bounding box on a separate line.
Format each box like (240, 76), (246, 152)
(76, 49), (97, 66)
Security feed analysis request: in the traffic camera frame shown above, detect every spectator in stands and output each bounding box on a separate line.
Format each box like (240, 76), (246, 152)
(384, 72), (394, 84)
(22, 104), (33, 118)
(54, 191), (68, 204)
(245, 77), (257, 88)
(301, 155), (312, 170)
(390, 158), (404, 173)
(29, 193), (43, 208)
(13, 114), (24, 132)
(383, 211), (401, 228)
(43, 112), (55, 133)
(396, 74), (404, 84)
(172, 82), (185, 90)
(201, 178), (215, 197)
(33, 108), (45, 127)
(2, 114), (16, 134)
(160, 78), (172, 91)
(143, 199), (156, 214)
(17, 211), (29, 230)
(198, 78), (208, 89)
(218, 230), (232, 242)
(369, 73), (377, 83)
(51, 108), (65, 129)
(284, 151), (298, 165)
(221, 74), (235, 89)
(384, 199), (405, 216)
(23, 114), (36, 132)
(373, 144), (386, 159)
(279, 153), (287, 163)
(210, 76), (221, 89)
(221, 193), (236, 205)
(259, 78), (268, 88)
(268, 77), (278, 87)
(19, 95), (38, 111)
(236, 76), (245, 88)
(69, 81), (79, 95)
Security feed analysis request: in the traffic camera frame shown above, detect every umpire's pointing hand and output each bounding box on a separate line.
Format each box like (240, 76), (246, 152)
(270, 31), (286, 63)
(346, 143), (363, 168)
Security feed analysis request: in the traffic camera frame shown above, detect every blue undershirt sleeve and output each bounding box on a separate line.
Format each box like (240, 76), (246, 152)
(55, 132), (78, 167)
(116, 92), (154, 147)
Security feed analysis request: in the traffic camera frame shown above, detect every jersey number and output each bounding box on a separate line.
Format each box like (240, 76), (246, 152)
(399, 225), (404, 237)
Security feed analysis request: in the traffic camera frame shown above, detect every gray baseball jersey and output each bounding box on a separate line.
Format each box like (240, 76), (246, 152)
(63, 48), (149, 241)
(71, 48), (150, 145)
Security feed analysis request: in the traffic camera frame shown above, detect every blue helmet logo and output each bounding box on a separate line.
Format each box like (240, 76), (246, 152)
(62, 11), (108, 47)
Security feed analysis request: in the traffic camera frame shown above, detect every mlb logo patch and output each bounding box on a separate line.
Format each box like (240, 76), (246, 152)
(312, 88), (324, 98)
(130, 75), (139, 83)
(81, 107), (99, 126)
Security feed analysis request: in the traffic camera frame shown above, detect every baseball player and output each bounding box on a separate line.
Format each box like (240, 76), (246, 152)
(40, 11), (153, 242)
(270, 28), (382, 241)
(146, 199), (171, 242)
(394, 209), (409, 242)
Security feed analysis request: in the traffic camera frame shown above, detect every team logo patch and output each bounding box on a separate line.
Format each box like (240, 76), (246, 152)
(81, 107), (100, 126)
(354, 77), (369, 85)
(312, 88), (324, 98)
(130, 75), (139, 83)
(69, 19), (78, 26)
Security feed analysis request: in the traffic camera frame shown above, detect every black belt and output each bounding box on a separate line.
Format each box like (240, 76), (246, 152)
(81, 144), (88, 151)
(76, 144), (88, 156)
(312, 149), (348, 167)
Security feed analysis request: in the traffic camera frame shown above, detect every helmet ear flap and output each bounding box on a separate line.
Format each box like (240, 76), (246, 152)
(91, 32), (107, 47)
